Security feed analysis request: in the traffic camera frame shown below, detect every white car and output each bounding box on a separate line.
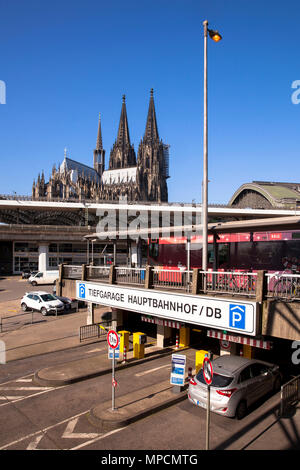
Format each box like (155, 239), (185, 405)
(21, 291), (65, 316)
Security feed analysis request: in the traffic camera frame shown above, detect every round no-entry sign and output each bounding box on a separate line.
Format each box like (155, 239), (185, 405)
(203, 357), (213, 386)
(107, 329), (119, 349)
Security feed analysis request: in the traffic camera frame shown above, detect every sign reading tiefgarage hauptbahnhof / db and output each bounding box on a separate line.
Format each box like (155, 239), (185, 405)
(76, 281), (257, 336)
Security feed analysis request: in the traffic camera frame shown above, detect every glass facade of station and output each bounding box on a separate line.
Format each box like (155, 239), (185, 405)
(11, 241), (129, 274)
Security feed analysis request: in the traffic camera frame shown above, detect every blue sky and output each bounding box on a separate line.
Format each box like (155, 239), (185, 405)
(0, 0), (299, 204)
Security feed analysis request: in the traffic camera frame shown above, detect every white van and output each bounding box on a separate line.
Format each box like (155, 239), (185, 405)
(28, 270), (59, 286)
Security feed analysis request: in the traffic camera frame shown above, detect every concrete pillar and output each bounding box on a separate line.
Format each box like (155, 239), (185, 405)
(38, 244), (49, 271)
(111, 308), (123, 331)
(156, 324), (172, 348)
(130, 240), (142, 267)
(87, 302), (95, 325)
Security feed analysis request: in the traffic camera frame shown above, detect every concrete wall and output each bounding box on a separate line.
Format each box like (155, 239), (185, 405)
(60, 279), (77, 299)
(262, 300), (300, 341)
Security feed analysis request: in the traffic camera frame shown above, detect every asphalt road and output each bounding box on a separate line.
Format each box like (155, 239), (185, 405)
(0, 343), (292, 451)
(0, 276), (53, 302)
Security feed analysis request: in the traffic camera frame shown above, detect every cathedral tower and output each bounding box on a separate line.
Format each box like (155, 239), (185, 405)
(137, 89), (169, 202)
(108, 95), (136, 170)
(93, 113), (105, 177)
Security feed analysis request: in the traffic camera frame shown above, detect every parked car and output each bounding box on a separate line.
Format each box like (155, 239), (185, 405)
(53, 295), (75, 311)
(22, 270), (38, 279)
(188, 355), (282, 419)
(28, 270), (59, 286)
(20, 291), (65, 316)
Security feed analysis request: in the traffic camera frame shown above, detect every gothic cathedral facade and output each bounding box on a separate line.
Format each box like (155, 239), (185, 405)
(32, 90), (170, 203)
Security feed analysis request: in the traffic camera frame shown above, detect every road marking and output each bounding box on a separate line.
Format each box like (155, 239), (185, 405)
(0, 386), (51, 391)
(0, 373), (33, 386)
(0, 406), (128, 451)
(135, 364), (170, 377)
(69, 427), (126, 450)
(0, 410), (89, 450)
(0, 386), (67, 408)
(16, 378), (33, 383)
(62, 417), (99, 439)
(26, 434), (44, 450)
(0, 396), (25, 400)
(85, 347), (104, 354)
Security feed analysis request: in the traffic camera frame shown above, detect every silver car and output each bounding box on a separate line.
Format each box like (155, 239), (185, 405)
(188, 355), (282, 419)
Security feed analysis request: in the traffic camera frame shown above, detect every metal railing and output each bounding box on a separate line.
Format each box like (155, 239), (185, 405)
(0, 310), (36, 332)
(87, 266), (110, 281)
(79, 321), (110, 342)
(266, 272), (300, 301)
(202, 271), (257, 297)
(115, 267), (146, 285)
(280, 375), (300, 416)
(63, 265), (83, 279)
(60, 264), (300, 301)
(153, 268), (192, 291)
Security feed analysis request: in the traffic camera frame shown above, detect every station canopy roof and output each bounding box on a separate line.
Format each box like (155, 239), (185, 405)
(84, 215), (300, 240)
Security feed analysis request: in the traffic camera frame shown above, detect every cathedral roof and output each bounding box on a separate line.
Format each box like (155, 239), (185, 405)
(59, 157), (100, 183)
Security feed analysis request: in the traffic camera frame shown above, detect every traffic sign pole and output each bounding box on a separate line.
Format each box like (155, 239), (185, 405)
(107, 330), (119, 412)
(112, 348), (115, 411)
(202, 356), (213, 451)
(206, 384), (210, 450)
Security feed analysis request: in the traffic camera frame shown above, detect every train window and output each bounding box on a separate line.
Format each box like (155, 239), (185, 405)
(149, 242), (159, 259)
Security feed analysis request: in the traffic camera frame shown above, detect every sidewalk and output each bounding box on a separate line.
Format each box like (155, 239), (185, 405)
(0, 302), (106, 361)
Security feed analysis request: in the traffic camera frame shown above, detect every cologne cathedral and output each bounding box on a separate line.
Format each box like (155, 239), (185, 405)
(32, 90), (170, 203)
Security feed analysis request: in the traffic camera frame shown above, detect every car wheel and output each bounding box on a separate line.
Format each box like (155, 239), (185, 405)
(31, 281), (37, 286)
(236, 400), (247, 420)
(21, 303), (28, 312)
(41, 307), (47, 316)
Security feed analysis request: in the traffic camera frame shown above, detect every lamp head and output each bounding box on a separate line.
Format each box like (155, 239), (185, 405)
(208, 28), (222, 42)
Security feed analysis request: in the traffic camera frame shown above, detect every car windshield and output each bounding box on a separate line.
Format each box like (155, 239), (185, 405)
(196, 369), (233, 388)
(40, 294), (56, 302)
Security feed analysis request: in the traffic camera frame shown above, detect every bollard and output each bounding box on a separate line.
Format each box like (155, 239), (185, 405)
(123, 345), (127, 363)
(188, 367), (193, 381)
(175, 333), (179, 350)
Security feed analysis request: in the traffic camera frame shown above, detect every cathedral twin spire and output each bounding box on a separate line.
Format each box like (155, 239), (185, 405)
(92, 89), (168, 202)
(144, 88), (159, 143)
(100, 89), (161, 171)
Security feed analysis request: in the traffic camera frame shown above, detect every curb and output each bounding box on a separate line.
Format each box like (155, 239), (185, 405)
(87, 389), (188, 431)
(33, 346), (190, 387)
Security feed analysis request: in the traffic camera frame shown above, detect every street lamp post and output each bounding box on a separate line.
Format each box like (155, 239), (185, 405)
(202, 20), (222, 279)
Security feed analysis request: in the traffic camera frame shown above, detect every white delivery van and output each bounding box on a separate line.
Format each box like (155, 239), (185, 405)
(28, 270), (59, 286)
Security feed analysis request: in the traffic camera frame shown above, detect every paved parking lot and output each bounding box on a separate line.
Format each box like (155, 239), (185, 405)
(0, 276), (53, 303)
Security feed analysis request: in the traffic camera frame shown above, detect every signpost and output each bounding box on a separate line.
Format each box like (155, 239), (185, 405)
(203, 357), (213, 450)
(170, 354), (186, 392)
(107, 329), (119, 411)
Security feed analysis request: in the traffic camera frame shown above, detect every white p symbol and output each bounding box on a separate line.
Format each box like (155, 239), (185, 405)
(0, 340), (6, 364)
(232, 312), (242, 326)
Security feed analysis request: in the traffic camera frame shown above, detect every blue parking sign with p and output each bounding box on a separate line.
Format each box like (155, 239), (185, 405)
(229, 304), (246, 330)
(78, 283), (86, 299)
